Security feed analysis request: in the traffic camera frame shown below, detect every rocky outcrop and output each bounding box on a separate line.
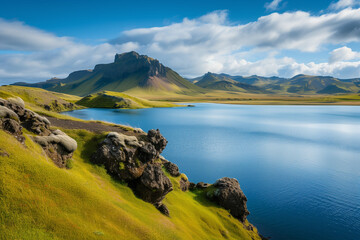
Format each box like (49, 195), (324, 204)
(163, 160), (180, 177)
(207, 177), (249, 222)
(0, 105), (25, 143)
(91, 130), (172, 214)
(0, 97), (51, 135)
(0, 97), (76, 167)
(131, 164), (173, 204)
(33, 129), (77, 168)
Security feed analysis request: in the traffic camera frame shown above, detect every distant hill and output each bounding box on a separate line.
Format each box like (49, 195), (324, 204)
(14, 52), (205, 97)
(194, 72), (267, 93)
(76, 91), (180, 109)
(190, 73), (360, 94)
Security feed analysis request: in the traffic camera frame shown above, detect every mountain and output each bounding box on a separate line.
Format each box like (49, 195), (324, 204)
(190, 73), (360, 94)
(14, 51), (204, 97)
(194, 72), (268, 93)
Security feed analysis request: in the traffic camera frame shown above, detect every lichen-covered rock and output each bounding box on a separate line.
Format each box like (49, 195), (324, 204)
(21, 109), (51, 135)
(208, 177), (250, 222)
(163, 161), (180, 177)
(33, 129), (77, 168)
(91, 131), (165, 181)
(131, 164), (173, 204)
(91, 129), (173, 214)
(147, 129), (167, 153)
(0, 106), (25, 143)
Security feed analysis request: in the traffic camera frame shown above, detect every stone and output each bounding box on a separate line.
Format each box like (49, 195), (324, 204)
(147, 129), (167, 153)
(209, 177), (250, 222)
(33, 129), (77, 168)
(154, 202), (170, 217)
(131, 164), (173, 204)
(163, 161), (180, 177)
(196, 182), (210, 189)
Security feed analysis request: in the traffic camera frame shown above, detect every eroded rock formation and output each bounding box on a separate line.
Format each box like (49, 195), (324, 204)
(207, 177), (250, 222)
(0, 97), (77, 167)
(91, 130), (173, 214)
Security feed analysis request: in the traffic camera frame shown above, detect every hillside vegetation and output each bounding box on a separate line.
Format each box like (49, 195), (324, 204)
(0, 87), (262, 240)
(0, 128), (261, 240)
(76, 91), (181, 109)
(15, 52), (205, 97)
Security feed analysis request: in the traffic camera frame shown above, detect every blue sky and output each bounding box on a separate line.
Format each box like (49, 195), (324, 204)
(1, 0), (360, 84)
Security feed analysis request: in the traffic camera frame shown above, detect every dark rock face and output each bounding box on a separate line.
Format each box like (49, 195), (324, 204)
(0, 105), (25, 143)
(155, 202), (170, 216)
(132, 164), (173, 204)
(147, 129), (168, 153)
(0, 97), (76, 167)
(0, 97), (51, 136)
(208, 177), (249, 222)
(33, 129), (77, 168)
(163, 161), (180, 177)
(91, 130), (173, 214)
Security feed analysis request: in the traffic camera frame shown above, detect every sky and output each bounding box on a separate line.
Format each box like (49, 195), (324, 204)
(1, 0), (360, 84)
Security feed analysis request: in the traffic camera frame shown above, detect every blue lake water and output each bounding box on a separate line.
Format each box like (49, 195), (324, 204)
(62, 103), (360, 240)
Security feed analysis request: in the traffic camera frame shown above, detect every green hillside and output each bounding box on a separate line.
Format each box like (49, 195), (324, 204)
(0, 89), (262, 240)
(15, 52), (205, 97)
(77, 91), (181, 109)
(195, 73), (266, 93)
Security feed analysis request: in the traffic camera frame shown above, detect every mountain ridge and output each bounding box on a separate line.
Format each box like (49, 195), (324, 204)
(14, 51), (204, 96)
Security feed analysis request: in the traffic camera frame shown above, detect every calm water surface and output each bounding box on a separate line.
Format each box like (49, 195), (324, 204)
(63, 103), (360, 240)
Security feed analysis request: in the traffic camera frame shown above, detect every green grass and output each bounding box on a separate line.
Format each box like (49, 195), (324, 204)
(0, 129), (261, 240)
(76, 91), (182, 109)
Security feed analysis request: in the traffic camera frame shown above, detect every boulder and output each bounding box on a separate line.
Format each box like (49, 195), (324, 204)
(154, 202), (170, 217)
(147, 129), (167, 153)
(208, 177), (249, 222)
(163, 161), (180, 177)
(196, 182), (210, 189)
(21, 109), (51, 135)
(189, 182), (196, 190)
(91, 131), (166, 181)
(131, 164), (173, 204)
(91, 129), (173, 214)
(0, 106), (25, 143)
(179, 174), (190, 192)
(33, 129), (77, 168)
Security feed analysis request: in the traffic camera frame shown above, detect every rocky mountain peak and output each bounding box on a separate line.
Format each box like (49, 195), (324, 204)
(112, 51), (166, 77)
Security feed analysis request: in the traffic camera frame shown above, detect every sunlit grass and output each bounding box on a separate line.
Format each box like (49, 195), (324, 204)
(0, 129), (260, 240)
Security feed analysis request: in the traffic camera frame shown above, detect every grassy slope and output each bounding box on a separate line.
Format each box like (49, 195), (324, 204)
(0, 85), (83, 117)
(0, 129), (261, 240)
(77, 91), (182, 109)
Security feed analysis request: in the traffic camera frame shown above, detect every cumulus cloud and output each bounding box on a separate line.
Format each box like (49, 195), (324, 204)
(265, 0), (283, 11)
(329, 46), (360, 63)
(329, 0), (359, 10)
(112, 9), (360, 53)
(0, 18), (72, 51)
(0, 43), (120, 84)
(2, 9), (360, 84)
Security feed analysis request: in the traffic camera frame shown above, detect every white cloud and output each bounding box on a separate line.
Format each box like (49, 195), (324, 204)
(265, 0), (283, 11)
(329, 46), (360, 63)
(2, 9), (360, 84)
(0, 18), (71, 51)
(329, 0), (358, 10)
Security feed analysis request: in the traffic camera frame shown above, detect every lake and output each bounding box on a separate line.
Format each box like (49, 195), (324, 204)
(62, 103), (360, 240)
